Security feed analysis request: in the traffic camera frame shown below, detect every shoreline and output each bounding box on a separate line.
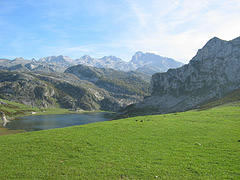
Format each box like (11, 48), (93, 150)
(1, 109), (114, 136)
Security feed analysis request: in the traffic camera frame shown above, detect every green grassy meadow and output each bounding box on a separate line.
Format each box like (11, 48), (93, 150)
(0, 103), (239, 179)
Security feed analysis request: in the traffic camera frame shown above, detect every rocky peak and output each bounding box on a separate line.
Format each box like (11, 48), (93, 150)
(99, 56), (125, 64)
(13, 57), (25, 61)
(81, 55), (92, 60)
(191, 36), (240, 62)
(134, 51), (144, 56)
(130, 51), (183, 72)
(131, 51), (145, 64)
(129, 36), (240, 115)
(231, 36), (240, 45)
(76, 55), (95, 65)
(39, 55), (73, 65)
(56, 55), (73, 62)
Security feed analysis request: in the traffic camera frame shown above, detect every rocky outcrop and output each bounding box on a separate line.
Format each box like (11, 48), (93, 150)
(75, 55), (134, 72)
(65, 64), (150, 109)
(126, 36), (240, 115)
(131, 51), (184, 74)
(0, 71), (58, 108)
(39, 55), (74, 66)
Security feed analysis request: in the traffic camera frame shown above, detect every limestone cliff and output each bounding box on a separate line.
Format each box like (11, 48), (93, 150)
(126, 36), (240, 115)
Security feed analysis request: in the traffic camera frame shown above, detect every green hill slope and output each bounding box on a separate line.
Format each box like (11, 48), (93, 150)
(0, 98), (72, 118)
(0, 98), (39, 117)
(0, 103), (239, 179)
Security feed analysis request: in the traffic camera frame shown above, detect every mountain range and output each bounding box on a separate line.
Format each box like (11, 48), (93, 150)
(0, 52), (183, 75)
(1, 36), (239, 115)
(1, 51), (183, 111)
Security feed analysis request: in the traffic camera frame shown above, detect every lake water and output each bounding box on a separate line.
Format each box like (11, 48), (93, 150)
(6, 112), (113, 131)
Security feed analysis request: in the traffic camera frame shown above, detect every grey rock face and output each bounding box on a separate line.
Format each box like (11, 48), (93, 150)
(65, 64), (150, 109)
(131, 36), (240, 114)
(75, 55), (134, 72)
(131, 51), (183, 74)
(0, 71), (57, 108)
(39, 55), (74, 66)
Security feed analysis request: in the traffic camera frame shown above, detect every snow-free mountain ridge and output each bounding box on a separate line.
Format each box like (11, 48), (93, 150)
(1, 52), (183, 75)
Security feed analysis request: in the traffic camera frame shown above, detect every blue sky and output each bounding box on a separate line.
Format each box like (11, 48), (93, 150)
(0, 0), (240, 63)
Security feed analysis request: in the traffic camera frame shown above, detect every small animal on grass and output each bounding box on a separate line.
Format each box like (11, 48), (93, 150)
(0, 111), (9, 127)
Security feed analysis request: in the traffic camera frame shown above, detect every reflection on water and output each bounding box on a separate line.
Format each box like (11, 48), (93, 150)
(6, 112), (113, 131)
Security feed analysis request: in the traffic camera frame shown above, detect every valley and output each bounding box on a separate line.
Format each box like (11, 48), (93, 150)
(1, 1), (240, 179)
(0, 36), (240, 179)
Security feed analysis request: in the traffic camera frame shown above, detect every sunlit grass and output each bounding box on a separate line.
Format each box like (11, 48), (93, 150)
(0, 103), (239, 179)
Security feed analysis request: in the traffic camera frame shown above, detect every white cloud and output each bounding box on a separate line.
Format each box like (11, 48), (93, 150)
(6, 0), (238, 63)
(119, 0), (240, 63)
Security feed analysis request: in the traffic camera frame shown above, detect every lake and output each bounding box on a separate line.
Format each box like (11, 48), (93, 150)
(6, 112), (113, 131)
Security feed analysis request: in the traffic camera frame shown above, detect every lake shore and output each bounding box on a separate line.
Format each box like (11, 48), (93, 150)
(1, 109), (115, 136)
(0, 98), (116, 136)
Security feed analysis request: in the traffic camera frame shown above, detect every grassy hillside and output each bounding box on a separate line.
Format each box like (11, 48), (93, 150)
(0, 98), (39, 117)
(0, 103), (239, 179)
(0, 98), (72, 118)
